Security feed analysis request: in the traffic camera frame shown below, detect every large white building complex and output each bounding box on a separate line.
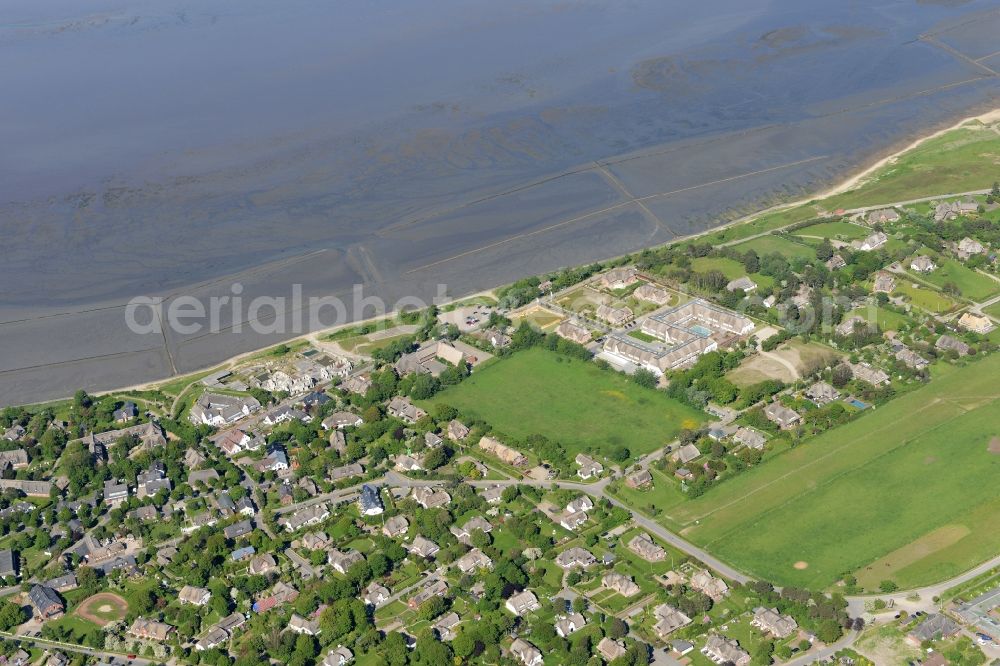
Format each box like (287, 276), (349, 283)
(601, 299), (754, 375)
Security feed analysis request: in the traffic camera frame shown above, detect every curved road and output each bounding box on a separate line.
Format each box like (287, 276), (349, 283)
(271, 441), (1000, 664)
(280, 467), (1000, 601)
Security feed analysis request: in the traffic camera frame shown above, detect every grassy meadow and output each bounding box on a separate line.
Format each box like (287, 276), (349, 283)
(428, 348), (706, 457)
(667, 352), (1000, 589)
(823, 120), (1000, 210)
(910, 259), (1000, 302)
(792, 220), (869, 241)
(730, 234), (817, 260)
(689, 256), (776, 290)
(696, 204), (821, 245)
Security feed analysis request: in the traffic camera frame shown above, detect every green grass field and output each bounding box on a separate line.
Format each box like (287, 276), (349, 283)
(428, 348), (706, 457)
(730, 234), (816, 260)
(689, 257), (775, 290)
(513, 308), (565, 331)
(668, 352), (1000, 589)
(697, 204), (820, 245)
(911, 260), (1000, 302)
(846, 306), (912, 332)
(985, 301), (1000, 319)
(792, 220), (869, 241)
(822, 120), (1000, 210)
(612, 467), (689, 517)
(893, 281), (957, 314)
(627, 330), (658, 343)
(337, 332), (413, 355)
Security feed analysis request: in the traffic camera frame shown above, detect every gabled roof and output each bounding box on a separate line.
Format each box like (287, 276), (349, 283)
(29, 585), (62, 612)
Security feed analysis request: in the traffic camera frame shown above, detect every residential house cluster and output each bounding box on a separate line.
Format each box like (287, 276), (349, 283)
(189, 393), (261, 426)
(478, 436), (527, 467)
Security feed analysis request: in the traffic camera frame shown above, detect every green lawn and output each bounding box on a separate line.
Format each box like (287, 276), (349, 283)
(984, 301), (1000, 319)
(730, 234), (816, 260)
(614, 527), (689, 575)
(697, 204), (820, 245)
(627, 330), (659, 343)
(911, 260), (1000, 301)
(45, 613), (104, 645)
(513, 308), (565, 331)
(792, 220), (869, 241)
(442, 295), (497, 310)
(611, 468), (688, 517)
(669, 352), (1000, 589)
(337, 332), (413, 355)
(822, 120), (1000, 210)
(846, 306), (912, 332)
(893, 281), (957, 314)
(689, 257), (775, 289)
(428, 348), (707, 457)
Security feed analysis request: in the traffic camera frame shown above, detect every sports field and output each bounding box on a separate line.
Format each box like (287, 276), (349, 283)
(76, 592), (129, 626)
(667, 352), (1000, 590)
(428, 348), (706, 457)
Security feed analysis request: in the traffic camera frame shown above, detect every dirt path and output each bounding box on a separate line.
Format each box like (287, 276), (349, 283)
(758, 349), (801, 381)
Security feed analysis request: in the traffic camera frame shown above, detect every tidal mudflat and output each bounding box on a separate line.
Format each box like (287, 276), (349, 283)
(2, 0), (1000, 404)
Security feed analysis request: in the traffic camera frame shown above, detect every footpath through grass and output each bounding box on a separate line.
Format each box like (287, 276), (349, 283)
(428, 348), (706, 457)
(792, 220), (869, 241)
(911, 260), (1000, 302)
(671, 352), (1000, 589)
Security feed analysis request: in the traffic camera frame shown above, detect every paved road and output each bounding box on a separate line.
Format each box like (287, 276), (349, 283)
(846, 552), (1000, 618)
(1, 631), (155, 666)
(840, 189), (992, 216)
(463, 477), (752, 584)
(971, 270), (1000, 322)
(285, 548), (317, 580)
(273, 466), (753, 584)
(272, 470), (435, 515)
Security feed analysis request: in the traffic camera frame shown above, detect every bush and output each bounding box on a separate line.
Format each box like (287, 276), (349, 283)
(879, 580), (898, 593)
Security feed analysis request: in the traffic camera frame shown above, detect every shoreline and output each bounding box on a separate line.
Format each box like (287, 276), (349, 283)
(814, 107), (1000, 200)
(17, 105), (1000, 408)
(668, 104), (1000, 238)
